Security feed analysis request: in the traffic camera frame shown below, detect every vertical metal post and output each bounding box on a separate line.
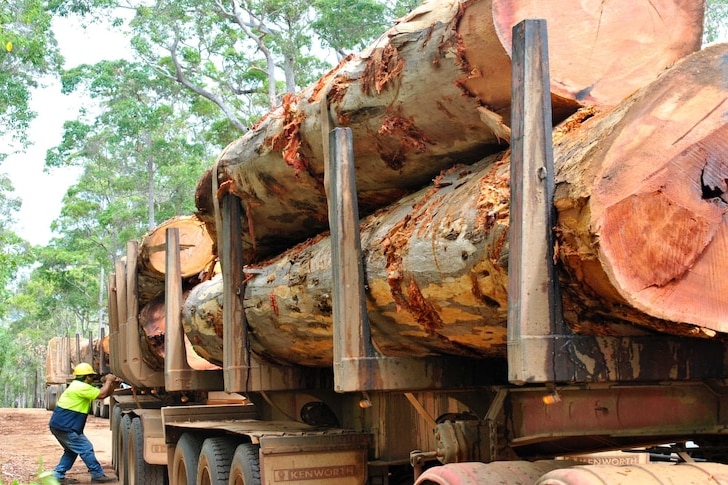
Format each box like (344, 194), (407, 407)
(165, 227), (193, 389)
(507, 19), (563, 384)
(113, 260), (129, 380)
(122, 241), (165, 388)
(165, 228), (223, 391)
(99, 327), (106, 375)
(325, 128), (505, 391)
(328, 127), (376, 392)
(75, 334), (81, 366)
(222, 193), (249, 392)
(62, 334), (71, 376)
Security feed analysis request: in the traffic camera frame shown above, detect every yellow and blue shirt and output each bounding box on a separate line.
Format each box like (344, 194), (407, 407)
(49, 379), (101, 433)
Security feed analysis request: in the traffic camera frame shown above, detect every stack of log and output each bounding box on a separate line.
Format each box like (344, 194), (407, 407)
(133, 216), (217, 370)
(135, 0), (727, 368)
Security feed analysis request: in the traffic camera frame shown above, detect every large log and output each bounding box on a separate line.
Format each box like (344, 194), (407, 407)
(138, 293), (221, 371)
(183, 44), (728, 367)
(136, 215), (215, 306)
(196, 0), (704, 262)
(554, 42), (728, 337)
(187, 156), (509, 367)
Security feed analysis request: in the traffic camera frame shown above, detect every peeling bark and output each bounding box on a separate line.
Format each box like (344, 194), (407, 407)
(196, 0), (703, 263)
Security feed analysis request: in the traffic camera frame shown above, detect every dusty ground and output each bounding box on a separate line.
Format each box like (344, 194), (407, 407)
(0, 408), (114, 484)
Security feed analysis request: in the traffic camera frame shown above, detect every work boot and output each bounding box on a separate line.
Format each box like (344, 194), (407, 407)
(91, 476), (116, 483)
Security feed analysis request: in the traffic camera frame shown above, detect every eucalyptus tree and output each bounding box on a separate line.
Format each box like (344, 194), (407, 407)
(48, 59), (210, 233)
(119, 0), (402, 134)
(705, 0), (728, 43)
(39, 58), (212, 326)
(0, 0), (63, 149)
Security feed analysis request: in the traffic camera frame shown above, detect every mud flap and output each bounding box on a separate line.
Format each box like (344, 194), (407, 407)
(260, 434), (370, 485)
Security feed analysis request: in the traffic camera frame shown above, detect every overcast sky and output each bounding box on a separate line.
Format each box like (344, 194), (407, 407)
(4, 15), (130, 245)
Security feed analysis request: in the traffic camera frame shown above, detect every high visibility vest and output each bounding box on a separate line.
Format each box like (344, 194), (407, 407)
(49, 380), (101, 433)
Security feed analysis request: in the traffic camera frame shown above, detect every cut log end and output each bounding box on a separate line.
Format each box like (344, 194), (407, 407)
(139, 216), (214, 278)
(595, 106), (728, 331)
(487, 0), (704, 107)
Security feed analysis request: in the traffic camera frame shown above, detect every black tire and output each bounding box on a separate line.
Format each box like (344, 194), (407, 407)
(197, 437), (237, 485)
(112, 405), (123, 474)
(129, 415), (167, 485)
(119, 413), (132, 485)
(101, 403), (110, 419)
(229, 443), (261, 485)
(171, 433), (204, 485)
(93, 400), (101, 417)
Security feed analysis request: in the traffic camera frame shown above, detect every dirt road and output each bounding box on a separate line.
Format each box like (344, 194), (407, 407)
(0, 408), (114, 484)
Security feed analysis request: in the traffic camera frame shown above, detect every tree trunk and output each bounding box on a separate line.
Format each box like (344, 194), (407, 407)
(136, 215), (215, 307)
(138, 293), (221, 371)
(554, 42), (728, 337)
(196, 0), (703, 263)
(188, 155), (510, 367)
(183, 43), (728, 367)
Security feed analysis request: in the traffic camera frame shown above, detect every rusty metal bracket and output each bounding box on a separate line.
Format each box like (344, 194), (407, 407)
(114, 241), (165, 389)
(220, 193), (331, 392)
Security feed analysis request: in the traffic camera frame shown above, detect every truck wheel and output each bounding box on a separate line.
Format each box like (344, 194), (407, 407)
(197, 437), (236, 485)
(93, 401), (101, 417)
(129, 416), (167, 485)
(46, 385), (59, 411)
(118, 413), (132, 485)
(45, 387), (53, 411)
(111, 405), (122, 474)
(229, 443), (261, 485)
(172, 433), (204, 485)
(101, 403), (110, 419)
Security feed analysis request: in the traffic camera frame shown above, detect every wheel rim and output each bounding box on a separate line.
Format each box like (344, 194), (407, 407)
(173, 460), (186, 485)
(127, 426), (136, 485)
(199, 464), (211, 485)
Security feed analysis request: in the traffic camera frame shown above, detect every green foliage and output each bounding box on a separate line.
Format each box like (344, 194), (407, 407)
(0, 326), (46, 408)
(705, 0), (728, 43)
(311, 0), (388, 54)
(0, 0), (62, 147)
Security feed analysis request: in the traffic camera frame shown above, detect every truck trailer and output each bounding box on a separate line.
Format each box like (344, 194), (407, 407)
(45, 334), (110, 417)
(106, 3), (728, 484)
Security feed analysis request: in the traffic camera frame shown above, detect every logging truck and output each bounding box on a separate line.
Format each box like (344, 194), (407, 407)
(107, 1), (728, 484)
(45, 335), (111, 418)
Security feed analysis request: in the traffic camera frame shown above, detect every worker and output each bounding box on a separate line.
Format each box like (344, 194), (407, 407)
(49, 362), (122, 483)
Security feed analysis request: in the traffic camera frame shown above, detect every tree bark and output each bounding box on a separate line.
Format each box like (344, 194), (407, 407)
(188, 155), (510, 367)
(183, 44), (728, 367)
(196, 0), (703, 263)
(138, 293), (221, 371)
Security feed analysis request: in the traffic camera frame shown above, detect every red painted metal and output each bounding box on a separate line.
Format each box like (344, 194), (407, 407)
(509, 385), (727, 449)
(415, 461), (576, 485)
(536, 462), (728, 484)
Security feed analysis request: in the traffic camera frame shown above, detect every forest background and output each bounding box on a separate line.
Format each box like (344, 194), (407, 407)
(0, 0), (726, 407)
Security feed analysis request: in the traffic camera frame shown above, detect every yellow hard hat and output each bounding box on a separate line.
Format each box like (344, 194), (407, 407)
(73, 362), (97, 376)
